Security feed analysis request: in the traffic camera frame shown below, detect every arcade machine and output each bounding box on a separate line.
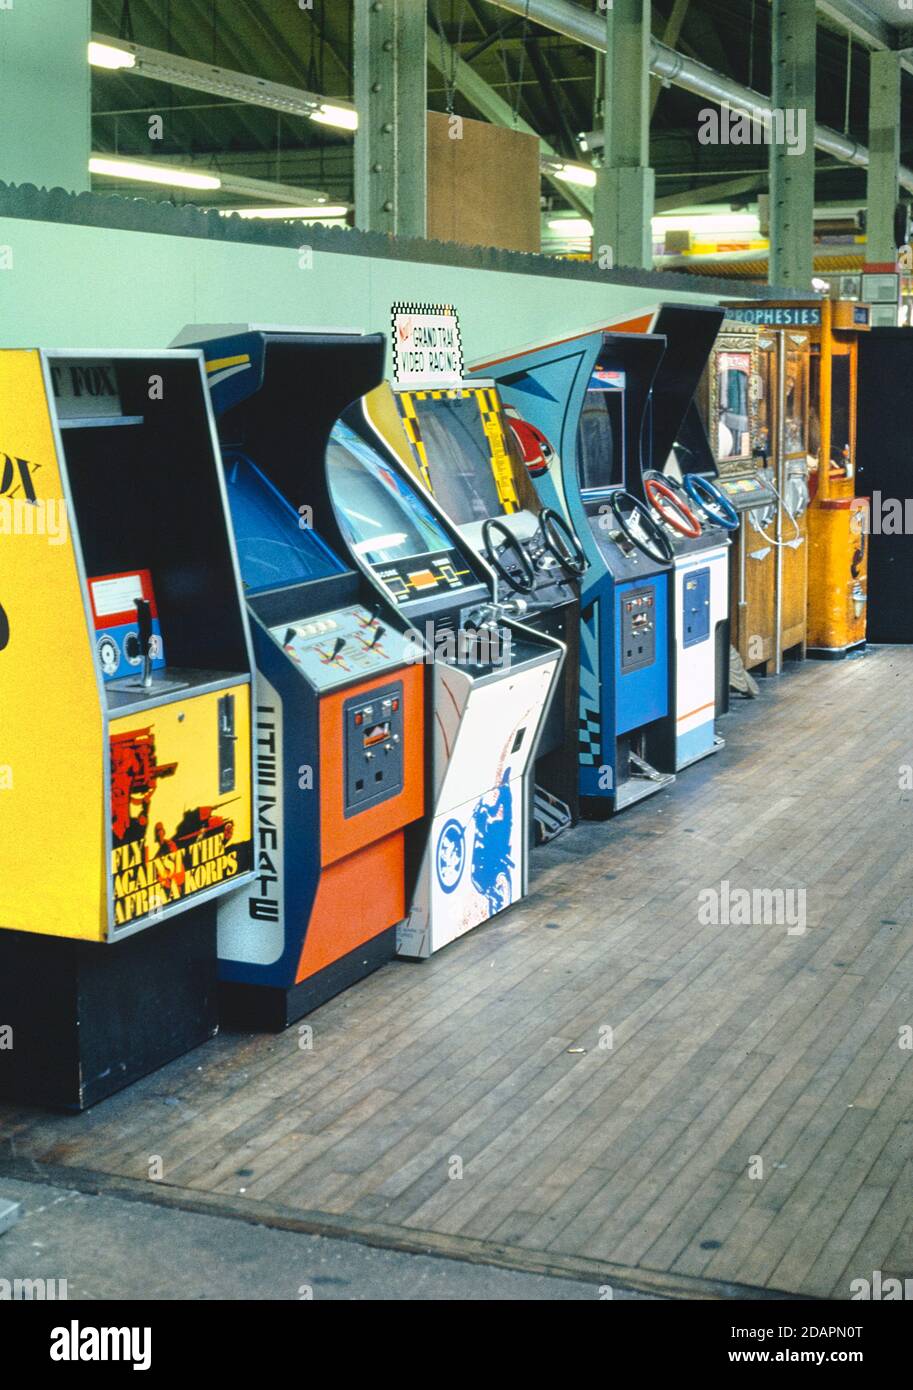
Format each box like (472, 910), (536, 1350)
(695, 318), (780, 675)
(857, 327), (913, 641)
(617, 303), (735, 769)
(471, 328), (679, 815)
(754, 325), (812, 663)
(0, 349), (255, 1107)
(174, 326), (425, 1026)
(389, 381), (584, 840)
(727, 299), (871, 659)
(181, 327), (563, 968)
(335, 384), (564, 958)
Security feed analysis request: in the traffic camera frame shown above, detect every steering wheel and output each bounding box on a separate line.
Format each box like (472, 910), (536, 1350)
(644, 474), (702, 538)
(539, 507), (587, 576)
(609, 490), (674, 565)
(684, 473), (739, 531)
(482, 518), (536, 594)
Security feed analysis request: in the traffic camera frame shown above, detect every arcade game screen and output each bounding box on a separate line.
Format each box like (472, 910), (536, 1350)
(406, 392), (502, 524)
(716, 352), (751, 460)
(328, 418), (480, 605)
(784, 347), (808, 456)
(753, 350), (773, 461)
(829, 356), (852, 469)
(225, 453), (345, 595)
(576, 371), (625, 495)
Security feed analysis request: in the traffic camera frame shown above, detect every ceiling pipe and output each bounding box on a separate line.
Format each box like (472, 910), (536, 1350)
(486, 0), (913, 194)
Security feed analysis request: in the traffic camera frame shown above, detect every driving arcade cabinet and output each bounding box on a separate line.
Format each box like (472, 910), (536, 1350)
(390, 381), (584, 841)
(626, 304), (735, 770)
(0, 350), (255, 1108)
(472, 329), (677, 815)
(175, 326), (426, 1027)
(332, 384), (564, 958)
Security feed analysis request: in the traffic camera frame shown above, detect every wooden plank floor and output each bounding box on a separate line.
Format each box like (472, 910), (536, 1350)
(2, 647), (912, 1298)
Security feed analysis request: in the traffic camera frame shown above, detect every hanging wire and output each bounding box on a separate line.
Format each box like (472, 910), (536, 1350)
(748, 0), (756, 91)
(844, 32), (853, 135)
(496, 0), (531, 128)
(433, 0), (468, 116)
(118, 0), (135, 43)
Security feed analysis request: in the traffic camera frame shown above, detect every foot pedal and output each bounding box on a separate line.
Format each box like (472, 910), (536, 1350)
(628, 752), (667, 783)
(533, 786), (572, 844)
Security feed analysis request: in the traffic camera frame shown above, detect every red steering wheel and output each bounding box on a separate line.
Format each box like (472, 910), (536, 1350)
(645, 476), (702, 538)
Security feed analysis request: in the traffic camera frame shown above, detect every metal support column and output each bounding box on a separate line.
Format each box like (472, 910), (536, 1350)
(593, 0), (654, 270)
(769, 0), (816, 288)
(866, 50), (902, 265)
(354, 0), (427, 238)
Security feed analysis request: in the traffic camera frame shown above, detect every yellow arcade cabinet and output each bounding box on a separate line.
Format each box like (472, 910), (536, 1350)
(0, 350), (255, 1108)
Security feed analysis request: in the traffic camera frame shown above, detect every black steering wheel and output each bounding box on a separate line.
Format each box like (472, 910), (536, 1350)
(482, 518), (536, 594)
(539, 507), (587, 577)
(610, 490), (675, 565)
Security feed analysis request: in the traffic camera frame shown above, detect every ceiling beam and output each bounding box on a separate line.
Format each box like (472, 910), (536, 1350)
(816, 0), (893, 50)
(486, 0), (913, 192)
(655, 172), (765, 211)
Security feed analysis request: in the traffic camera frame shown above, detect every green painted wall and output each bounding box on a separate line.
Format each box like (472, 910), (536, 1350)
(0, 214), (728, 365)
(0, 1), (90, 193)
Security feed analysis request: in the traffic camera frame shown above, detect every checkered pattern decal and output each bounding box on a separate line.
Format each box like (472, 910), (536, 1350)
(579, 705), (602, 765)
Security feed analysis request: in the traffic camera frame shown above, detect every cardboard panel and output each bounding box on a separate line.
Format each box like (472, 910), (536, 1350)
(427, 112), (540, 254)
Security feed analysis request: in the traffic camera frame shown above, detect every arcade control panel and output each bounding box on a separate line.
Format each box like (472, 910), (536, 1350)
(716, 471), (777, 512)
(585, 505), (663, 584)
(272, 603), (413, 693)
(480, 512), (579, 614)
(89, 570), (167, 681)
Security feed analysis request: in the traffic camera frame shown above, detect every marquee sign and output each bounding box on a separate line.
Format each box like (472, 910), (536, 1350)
(391, 303), (463, 389)
(727, 306), (823, 327)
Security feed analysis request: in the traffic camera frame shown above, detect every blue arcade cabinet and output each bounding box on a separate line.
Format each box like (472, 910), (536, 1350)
(172, 326), (428, 1027)
(626, 304), (737, 770)
(471, 330), (677, 815)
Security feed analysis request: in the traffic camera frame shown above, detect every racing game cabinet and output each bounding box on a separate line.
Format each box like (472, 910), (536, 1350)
(472, 330), (678, 816)
(390, 381), (584, 842)
(628, 304), (735, 770)
(333, 383), (564, 958)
